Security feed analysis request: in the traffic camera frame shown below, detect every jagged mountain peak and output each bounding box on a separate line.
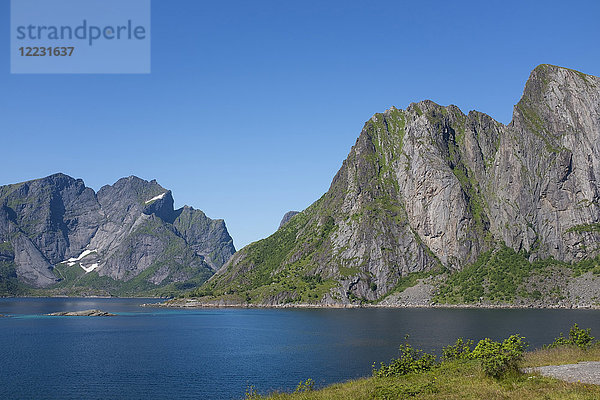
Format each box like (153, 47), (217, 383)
(0, 173), (235, 295)
(525, 64), (597, 88)
(100, 175), (167, 200)
(197, 65), (600, 307)
(516, 65), (598, 116)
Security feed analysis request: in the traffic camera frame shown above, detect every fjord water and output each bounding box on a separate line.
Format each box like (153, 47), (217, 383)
(2, 299), (600, 400)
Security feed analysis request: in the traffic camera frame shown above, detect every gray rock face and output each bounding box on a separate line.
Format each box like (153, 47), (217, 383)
(12, 233), (56, 287)
(173, 206), (235, 270)
(205, 65), (600, 305)
(491, 66), (600, 262)
(0, 173), (101, 287)
(0, 174), (235, 293)
(278, 211), (299, 229)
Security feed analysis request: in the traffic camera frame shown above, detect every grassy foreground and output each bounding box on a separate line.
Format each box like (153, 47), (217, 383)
(249, 346), (600, 400)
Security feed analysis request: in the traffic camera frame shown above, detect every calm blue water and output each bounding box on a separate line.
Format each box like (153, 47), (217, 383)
(1, 298), (600, 399)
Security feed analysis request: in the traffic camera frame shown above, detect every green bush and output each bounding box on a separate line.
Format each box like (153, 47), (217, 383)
(547, 324), (595, 350)
(374, 343), (436, 378)
(244, 385), (259, 399)
(442, 337), (473, 361)
(294, 379), (314, 393)
(470, 334), (526, 378)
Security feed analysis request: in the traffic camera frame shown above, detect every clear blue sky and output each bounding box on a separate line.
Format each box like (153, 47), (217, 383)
(1, 0), (599, 249)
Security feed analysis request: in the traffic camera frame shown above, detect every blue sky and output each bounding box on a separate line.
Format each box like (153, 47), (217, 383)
(1, 0), (599, 249)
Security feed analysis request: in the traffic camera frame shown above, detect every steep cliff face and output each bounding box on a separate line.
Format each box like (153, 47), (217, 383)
(0, 174), (235, 295)
(492, 65), (600, 261)
(0, 174), (102, 288)
(173, 206), (236, 270)
(197, 65), (600, 305)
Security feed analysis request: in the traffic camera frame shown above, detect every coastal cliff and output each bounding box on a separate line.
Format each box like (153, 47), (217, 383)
(188, 65), (600, 308)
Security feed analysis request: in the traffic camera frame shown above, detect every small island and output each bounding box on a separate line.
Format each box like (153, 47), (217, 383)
(46, 309), (116, 317)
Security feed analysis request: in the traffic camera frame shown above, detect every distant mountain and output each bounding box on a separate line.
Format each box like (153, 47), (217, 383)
(191, 65), (600, 307)
(0, 174), (235, 296)
(278, 211), (299, 229)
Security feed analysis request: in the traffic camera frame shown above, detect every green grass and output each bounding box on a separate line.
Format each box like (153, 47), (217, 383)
(251, 345), (600, 400)
(524, 345), (600, 367)
(0, 241), (14, 255)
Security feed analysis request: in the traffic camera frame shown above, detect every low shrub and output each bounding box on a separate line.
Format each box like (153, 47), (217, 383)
(442, 337), (473, 361)
(546, 324), (595, 350)
(373, 343), (436, 377)
(294, 379), (314, 393)
(470, 334), (527, 378)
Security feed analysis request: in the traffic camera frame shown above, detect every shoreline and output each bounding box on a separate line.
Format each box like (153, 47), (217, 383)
(145, 299), (600, 310)
(0, 295), (168, 300)
(4, 296), (600, 310)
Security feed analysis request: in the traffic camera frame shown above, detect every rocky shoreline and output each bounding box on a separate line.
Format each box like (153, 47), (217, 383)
(148, 272), (600, 310)
(148, 298), (600, 310)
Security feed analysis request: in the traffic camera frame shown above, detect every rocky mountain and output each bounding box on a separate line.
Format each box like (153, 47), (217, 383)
(191, 65), (600, 307)
(0, 174), (235, 296)
(278, 211), (300, 229)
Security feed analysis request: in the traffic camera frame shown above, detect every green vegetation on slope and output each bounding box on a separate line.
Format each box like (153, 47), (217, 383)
(0, 241), (27, 296)
(190, 207), (339, 304)
(45, 260), (212, 298)
(0, 260), (27, 296)
(188, 230), (600, 306)
(566, 223), (600, 234)
(434, 246), (549, 303)
(434, 245), (600, 305)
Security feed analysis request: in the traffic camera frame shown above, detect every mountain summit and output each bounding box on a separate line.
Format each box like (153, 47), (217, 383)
(194, 65), (600, 306)
(0, 174), (235, 296)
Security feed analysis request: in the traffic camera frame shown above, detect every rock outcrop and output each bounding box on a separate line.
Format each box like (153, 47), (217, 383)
(0, 174), (235, 295)
(278, 211), (300, 229)
(46, 309), (116, 316)
(197, 65), (600, 306)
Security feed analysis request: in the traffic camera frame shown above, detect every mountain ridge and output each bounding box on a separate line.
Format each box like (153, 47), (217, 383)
(188, 64), (600, 307)
(0, 173), (235, 296)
